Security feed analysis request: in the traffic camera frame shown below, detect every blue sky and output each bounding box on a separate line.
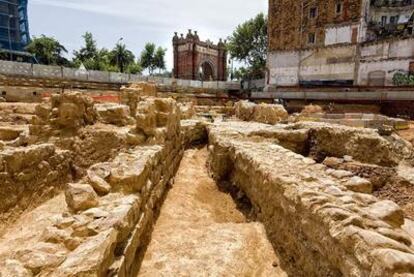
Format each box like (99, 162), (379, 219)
(29, 0), (267, 70)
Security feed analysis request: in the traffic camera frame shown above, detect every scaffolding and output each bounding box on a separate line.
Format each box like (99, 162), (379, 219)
(0, 0), (30, 53)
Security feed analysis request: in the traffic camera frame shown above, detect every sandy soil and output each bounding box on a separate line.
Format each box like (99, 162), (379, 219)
(398, 123), (414, 146)
(138, 148), (287, 277)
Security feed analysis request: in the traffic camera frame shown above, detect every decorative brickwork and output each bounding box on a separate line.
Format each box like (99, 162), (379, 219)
(173, 30), (227, 81)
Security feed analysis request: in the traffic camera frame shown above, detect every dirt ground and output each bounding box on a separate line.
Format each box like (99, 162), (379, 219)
(398, 123), (414, 145)
(138, 148), (287, 277)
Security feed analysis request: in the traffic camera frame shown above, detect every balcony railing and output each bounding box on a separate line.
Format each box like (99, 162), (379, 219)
(371, 0), (414, 7)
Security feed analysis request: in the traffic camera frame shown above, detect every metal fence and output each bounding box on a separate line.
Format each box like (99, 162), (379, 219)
(0, 60), (241, 90)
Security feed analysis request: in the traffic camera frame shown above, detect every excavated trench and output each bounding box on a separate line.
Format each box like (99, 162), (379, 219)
(2, 91), (414, 276)
(137, 147), (287, 276)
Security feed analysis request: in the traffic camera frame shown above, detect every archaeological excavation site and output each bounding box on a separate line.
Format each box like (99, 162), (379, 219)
(0, 81), (413, 277)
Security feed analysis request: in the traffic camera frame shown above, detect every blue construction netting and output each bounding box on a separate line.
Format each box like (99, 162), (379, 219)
(0, 0), (30, 52)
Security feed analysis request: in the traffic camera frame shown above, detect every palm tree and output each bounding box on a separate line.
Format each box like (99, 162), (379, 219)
(109, 43), (135, 73)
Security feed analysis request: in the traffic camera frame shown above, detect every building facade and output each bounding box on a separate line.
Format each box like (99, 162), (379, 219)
(173, 30), (227, 81)
(0, 0), (30, 53)
(267, 0), (414, 87)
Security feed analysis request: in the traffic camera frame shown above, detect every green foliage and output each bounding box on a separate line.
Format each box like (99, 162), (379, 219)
(227, 13), (268, 80)
(25, 35), (70, 66)
(393, 72), (414, 86)
(73, 32), (108, 71)
(154, 47), (166, 73)
(140, 43), (166, 75)
(109, 43), (135, 73)
(126, 62), (143, 74)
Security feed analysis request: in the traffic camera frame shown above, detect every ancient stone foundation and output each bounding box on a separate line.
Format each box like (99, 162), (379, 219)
(2, 93), (414, 276)
(208, 121), (414, 276)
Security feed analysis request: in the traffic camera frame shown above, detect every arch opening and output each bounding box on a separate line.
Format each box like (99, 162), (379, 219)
(200, 61), (215, 81)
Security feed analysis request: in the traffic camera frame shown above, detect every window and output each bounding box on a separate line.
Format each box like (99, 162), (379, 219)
(309, 7), (318, 19)
(336, 2), (343, 14)
(381, 16), (388, 26)
(308, 33), (316, 44)
(390, 15), (399, 24)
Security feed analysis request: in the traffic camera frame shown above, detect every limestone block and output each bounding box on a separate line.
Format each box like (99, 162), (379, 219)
(253, 103), (288, 124)
(0, 259), (33, 277)
(45, 91), (97, 130)
(87, 163), (112, 195)
(52, 229), (118, 277)
(65, 183), (99, 212)
(15, 244), (66, 275)
(344, 176), (373, 193)
(367, 200), (405, 228)
(96, 103), (133, 126)
(234, 100), (256, 121)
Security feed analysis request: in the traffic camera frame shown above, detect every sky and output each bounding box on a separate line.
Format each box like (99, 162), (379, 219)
(28, 0), (267, 71)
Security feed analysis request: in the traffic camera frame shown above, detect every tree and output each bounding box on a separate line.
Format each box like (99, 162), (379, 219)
(227, 13), (268, 79)
(126, 62), (143, 74)
(154, 47), (166, 74)
(25, 35), (69, 66)
(73, 32), (108, 70)
(140, 43), (166, 75)
(109, 43), (135, 73)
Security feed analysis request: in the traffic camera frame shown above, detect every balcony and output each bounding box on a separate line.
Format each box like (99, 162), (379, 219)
(371, 0), (414, 7)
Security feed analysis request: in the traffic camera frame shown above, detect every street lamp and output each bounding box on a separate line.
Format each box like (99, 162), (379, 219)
(116, 37), (123, 72)
(7, 15), (14, 61)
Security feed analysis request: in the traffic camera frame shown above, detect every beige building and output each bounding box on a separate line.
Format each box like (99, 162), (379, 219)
(267, 0), (414, 88)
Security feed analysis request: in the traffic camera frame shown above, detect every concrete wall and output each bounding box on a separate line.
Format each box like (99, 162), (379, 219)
(268, 45), (356, 86)
(268, 51), (300, 86)
(325, 25), (353, 45)
(0, 60), (241, 90)
(359, 38), (414, 86)
(268, 38), (414, 87)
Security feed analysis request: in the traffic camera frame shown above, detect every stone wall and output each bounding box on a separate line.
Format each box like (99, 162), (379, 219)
(0, 144), (72, 225)
(207, 123), (414, 276)
(0, 97), (198, 276)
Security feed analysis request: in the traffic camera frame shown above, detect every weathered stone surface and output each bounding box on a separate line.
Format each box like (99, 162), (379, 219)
(0, 259), (33, 277)
(207, 121), (414, 276)
(0, 143), (72, 217)
(234, 101), (288, 125)
(344, 176), (373, 193)
(52, 229), (118, 277)
(96, 103), (134, 126)
(234, 100), (256, 121)
(366, 200), (405, 228)
(65, 183), (99, 212)
(294, 122), (414, 166)
(87, 163), (112, 194)
(15, 243), (66, 274)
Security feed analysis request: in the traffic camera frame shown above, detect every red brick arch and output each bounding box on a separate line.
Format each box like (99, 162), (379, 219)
(173, 30), (227, 81)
